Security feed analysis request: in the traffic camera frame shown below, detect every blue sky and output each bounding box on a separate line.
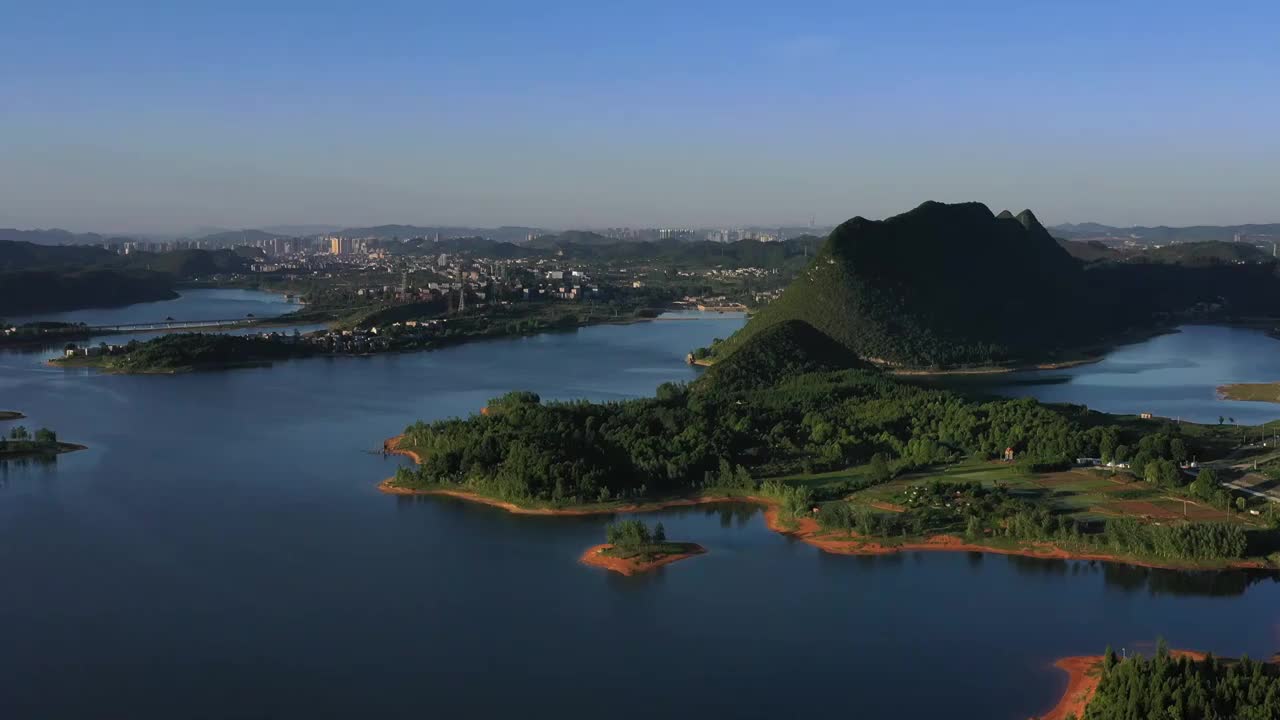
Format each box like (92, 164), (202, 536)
(2, 0), (1277, 233)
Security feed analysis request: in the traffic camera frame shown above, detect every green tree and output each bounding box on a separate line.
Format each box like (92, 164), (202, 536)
(653, 522), (666, 543)
(34, 428), (56, 444)
(868, 453), (891, 483)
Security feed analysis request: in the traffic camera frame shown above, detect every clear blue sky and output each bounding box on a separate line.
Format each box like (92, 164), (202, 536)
(2, 0), (1277, 233)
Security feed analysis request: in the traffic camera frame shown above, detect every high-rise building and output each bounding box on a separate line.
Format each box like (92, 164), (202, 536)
(327, 236), (353, 255)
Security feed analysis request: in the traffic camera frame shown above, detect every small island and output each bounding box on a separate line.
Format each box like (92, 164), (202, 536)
(0, 410), (25, 421)
(579, 520), (705, 576)
(1218, 381), (1280, 404)
(0, 425), (85, 460)
(51, 333), (317, 374)
(1039, 642), (1280, 720)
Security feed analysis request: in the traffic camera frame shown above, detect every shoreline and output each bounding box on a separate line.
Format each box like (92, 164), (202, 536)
(578, 543), (707, 575)
(1039, 656), (1103, 720)
(1038, 650), (1210, 720)
(703, 325), (1179, 377)
(1217, 381), (1280, 404)
(0, 441), (88, 460)
(378, 448), (1266, 572)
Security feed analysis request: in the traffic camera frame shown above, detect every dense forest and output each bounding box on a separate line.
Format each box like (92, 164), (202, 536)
(708, 202), (1280, 369)
(63, 333), (314, 372)
(0, 268), (178, 315)
(394, 324), (1271, 562)
(1079, 642), (1280, 720)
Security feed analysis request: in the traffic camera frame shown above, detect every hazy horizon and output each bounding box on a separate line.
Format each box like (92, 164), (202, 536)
(4, 2), (1278, 234)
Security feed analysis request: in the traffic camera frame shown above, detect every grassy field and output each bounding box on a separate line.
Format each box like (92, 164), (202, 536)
(1219, 382), (1280, 404)
(774, 457), (1272, 529)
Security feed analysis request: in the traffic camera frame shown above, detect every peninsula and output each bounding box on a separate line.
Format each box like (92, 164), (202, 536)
(579, 520), (705, 575)
(1038, 644), (1280, 720)
(1218, 381), (1280, 404)
(51, 333), (318, 374)
(384, 315), (1280, 572)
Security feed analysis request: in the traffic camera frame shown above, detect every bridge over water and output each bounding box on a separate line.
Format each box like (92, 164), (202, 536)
(85, 317), (264, 332)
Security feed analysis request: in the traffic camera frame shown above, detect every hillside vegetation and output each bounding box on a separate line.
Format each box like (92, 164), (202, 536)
(0, 241), (251, 315)
(712, 202), (1280, 369)
(713, 202), (1088, 367)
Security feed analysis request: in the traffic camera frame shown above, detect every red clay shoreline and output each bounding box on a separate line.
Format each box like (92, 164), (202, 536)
(1039, 651), (1210, 720)
(579, 543), (707, 575)
(379, 436), (1270, 572)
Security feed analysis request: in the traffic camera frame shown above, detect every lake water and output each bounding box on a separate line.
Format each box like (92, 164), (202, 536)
(946, 325), (1280, 425)
(9, 288), (298, 326)
(2, 292), (1280, 719)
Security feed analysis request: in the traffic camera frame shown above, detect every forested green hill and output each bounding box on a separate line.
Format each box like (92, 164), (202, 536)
(713, 201), (1089, 367)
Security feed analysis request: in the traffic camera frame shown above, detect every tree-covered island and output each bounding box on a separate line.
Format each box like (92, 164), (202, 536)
(0, 424), (85, 460)
(580, 520), (705, 575)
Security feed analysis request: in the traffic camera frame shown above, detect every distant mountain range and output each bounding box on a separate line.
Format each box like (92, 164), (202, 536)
(0, 228), (136, 246)
(1052, 222), (1280, 243)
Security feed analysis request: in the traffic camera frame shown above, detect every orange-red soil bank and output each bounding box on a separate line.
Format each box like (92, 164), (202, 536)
(1039, 656), (1103, 720)
(1038, 651), (1208, 720)
(579, 543), (707, 576)
(380, 437), (1268, 572)
(382, 435), (423, 464)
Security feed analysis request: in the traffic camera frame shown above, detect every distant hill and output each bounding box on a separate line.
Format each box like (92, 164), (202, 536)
(193, 229), (287, 245)
(525, 231), (621, 249)
(1058, 239), (1120, 263)
(1059, 238), (1273, 266)
(337, 225), (544, 244)
(0, 228), (125, 246)
(713, 202), (1089, 368)
(1131, 241), (1271, 266)
(121, 248), (250, 276)
(0, 269), (177, 316)
(259, 224), (342, 236)
(0, 242), (249, 316)
(394, 236), (543, 259)
(699, 319), (870, 391)
(0, 240), (117, 271)
(1053, 222), (1280, 243)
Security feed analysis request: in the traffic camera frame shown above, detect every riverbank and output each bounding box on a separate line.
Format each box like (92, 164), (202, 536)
(1218, 381), (1280, 404)
(579, 543), (707, 575)
(699, 325), (1178, 376)
(1039, 656), (1103, 720)
(1038, 651), (1211, 720)
(49, 356), (276, 374)
(378, 459), (1268, 572)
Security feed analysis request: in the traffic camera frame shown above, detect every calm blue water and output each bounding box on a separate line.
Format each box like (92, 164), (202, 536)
(955, 325), (1280, 424)
(9, 288), (298, 326)
(2, 292), (1279, 719)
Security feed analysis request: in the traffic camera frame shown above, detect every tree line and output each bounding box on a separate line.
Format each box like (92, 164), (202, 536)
(1078, 640), (1280, 720)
